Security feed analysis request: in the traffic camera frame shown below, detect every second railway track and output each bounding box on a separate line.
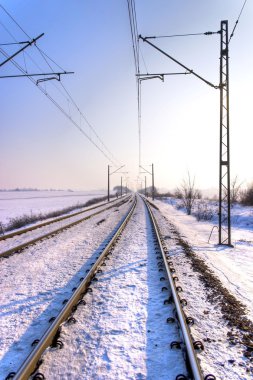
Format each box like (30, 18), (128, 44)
(0, 195), (130, 258)
(1, 195), (214, 379)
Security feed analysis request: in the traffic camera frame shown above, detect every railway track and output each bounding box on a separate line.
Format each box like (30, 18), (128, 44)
(0, 195), (130, 258)
(3, 195), (214, 379)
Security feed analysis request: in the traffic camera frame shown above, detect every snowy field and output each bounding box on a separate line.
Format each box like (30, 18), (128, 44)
(0, 198), (132, 378)
(0, 190), (108, 226)
(38, 197), (187, 379)
(156, 198), (253, 319)
(0, 194), (252, 379)
(153, 197), (253, 378)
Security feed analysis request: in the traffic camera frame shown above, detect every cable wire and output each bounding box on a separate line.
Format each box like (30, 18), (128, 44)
(0, 47), (118, 165)
(0, 5), (119, 165)
(0, 41), (29, 45)
(127, 0), (142, 169)
(35, 46), (119, 164)
(229, 0), (248, 43)
(144, 31), (220, 39)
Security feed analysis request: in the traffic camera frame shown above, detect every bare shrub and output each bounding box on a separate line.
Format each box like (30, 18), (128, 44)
(175, 202), (184, 210)
(5, 195), (109, 231)
(231, 176), (243, 204)
(240, 183), (253, 206)
(174, 188), (183, 199)
(176, 173), (201, 215)
(193, 200), (215, 221)
(0, 222), (5, 235)
(7, 212), (43, 230)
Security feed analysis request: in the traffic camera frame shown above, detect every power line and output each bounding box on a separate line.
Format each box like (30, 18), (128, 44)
(127, 0), (139, 74)
(229, 0), (248, 43)
(36, 46), (119, 164)
(139, 35), (218, 89)
(33, 42), (119, 163)
(0, 5), (119, 165)
(143, 31), (221, 39)
(139, 45), (148, 74)
(0, 47), (118, 165)
(0, 4), (31, 39)
(127, 0), (142, 169)
(0, 41), (29, 46)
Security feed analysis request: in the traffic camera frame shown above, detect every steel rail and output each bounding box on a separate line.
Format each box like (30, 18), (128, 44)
(142, 197), (204, 380)
(0, 196), (125, 242)
(0, 196), (131, 259)
(12, 196), (137, 380)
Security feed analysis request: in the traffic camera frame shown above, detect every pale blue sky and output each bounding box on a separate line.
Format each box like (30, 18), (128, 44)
(0, 1), (252, 192)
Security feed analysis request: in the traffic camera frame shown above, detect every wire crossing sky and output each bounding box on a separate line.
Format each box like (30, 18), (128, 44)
(0, 0), (252, 192)
(0, 3), (120, 166)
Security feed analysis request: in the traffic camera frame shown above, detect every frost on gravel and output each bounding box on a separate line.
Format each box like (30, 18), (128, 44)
(37, 198), (187, 380)
(152, 199), (253, 379)
(0, 200), (131, 378)
(0, 198), (123, 255)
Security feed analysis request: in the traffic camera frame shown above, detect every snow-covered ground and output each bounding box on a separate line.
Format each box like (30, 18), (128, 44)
(153, 197), (253, 379)
(165, 196), (253, 232)
(0, 197), (124, 256)
(36, 196), (187, 379)
(157, 198), (253, 319)
(0, 198), (131, 378)
(1, 194), (252, 379)
(0, 190), (109, 226)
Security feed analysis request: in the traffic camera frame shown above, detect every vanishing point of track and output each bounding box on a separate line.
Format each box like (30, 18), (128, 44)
(5, 195), (214, 380)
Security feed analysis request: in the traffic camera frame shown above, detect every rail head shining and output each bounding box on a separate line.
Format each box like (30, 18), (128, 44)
(12, 196), (136, 380)
(0, 196), (131, 259)
(143, 197), (204, 380)
(0, 195), (127, 242)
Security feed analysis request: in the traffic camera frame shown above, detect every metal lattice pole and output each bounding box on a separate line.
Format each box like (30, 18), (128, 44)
(152, 163), (155, 201)
(107, 165), (110, 202)
(219, 20), (231, 245)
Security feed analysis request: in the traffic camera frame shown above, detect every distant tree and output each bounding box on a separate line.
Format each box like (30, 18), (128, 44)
(176, 173), (201, 215)
(240, 183), (253, 206)
(174, 188), (183, 199)
(155, 190), (173, 198)
(230, 176), (243, 204)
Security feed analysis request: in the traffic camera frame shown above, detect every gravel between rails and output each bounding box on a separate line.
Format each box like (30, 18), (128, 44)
(0, 199), (132, 378)
(35, 196), (187, 380)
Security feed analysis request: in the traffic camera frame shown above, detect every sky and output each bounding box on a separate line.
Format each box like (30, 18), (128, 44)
(0, 0), (252, 192)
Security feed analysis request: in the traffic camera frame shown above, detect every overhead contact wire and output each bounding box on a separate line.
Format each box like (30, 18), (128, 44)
(229, 0), (248, 43)
(127, 0), (142, 168)
(0, 6), (119, 165)
(0, 47), (116, 164)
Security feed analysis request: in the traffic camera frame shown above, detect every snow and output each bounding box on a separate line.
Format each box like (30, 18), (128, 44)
(155, 198), (253, 320)
(0, 199), (131, 378)
(152, 197), (253, 378)
(0, 198), (121, 256)
(0, 194), (252, 379)
(0, 190), (108, 226)
(37, 196), (187, 379)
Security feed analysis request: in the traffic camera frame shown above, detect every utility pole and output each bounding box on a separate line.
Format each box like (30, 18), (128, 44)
(145, 176), (147, 197)
(0, 34), (44, 68)
(140, 164), (155, 200)
(219, 20), (231, 245)
(121, 176), (123, 197)
(107, 165), (126, 202)
(0, 34), (73, 81)
(107, 165), (110, 202)
(151, 163), (154, 200)
(140, 23), (232, 245)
